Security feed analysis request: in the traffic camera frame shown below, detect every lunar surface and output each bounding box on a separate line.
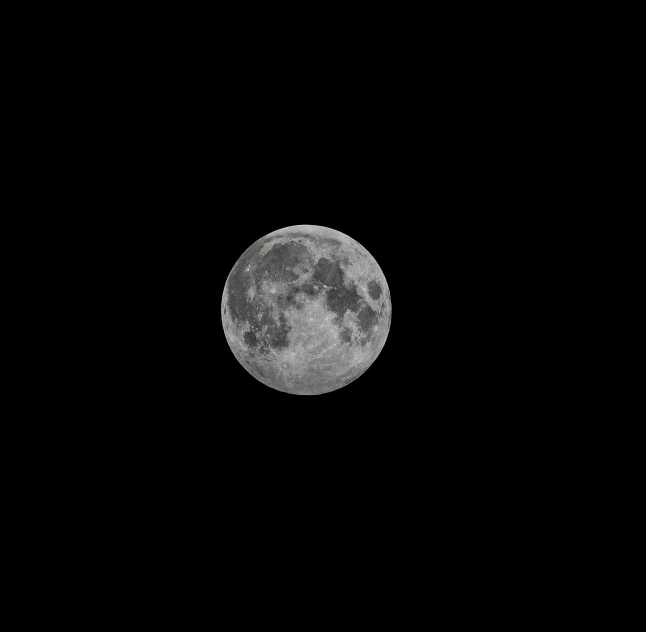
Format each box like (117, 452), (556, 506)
(222, 225), (391, 395)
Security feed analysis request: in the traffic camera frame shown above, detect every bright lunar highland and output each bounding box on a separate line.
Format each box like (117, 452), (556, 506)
(222, 225), (391, 395)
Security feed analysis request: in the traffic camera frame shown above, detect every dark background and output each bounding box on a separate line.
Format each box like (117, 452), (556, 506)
(89, 39), (536, 457)
(58, 11), (555, 549)
(62, 4), (546, 431)
(29, 10), (571, 605)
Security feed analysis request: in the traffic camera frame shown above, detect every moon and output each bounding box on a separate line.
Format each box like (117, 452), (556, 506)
(221, 225), (391, 395)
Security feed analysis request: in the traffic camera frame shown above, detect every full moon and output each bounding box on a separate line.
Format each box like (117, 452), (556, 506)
(222, 225), (391, 395)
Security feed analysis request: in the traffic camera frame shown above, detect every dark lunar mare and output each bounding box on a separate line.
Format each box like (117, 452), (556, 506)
(356, 304), (379, 343)
(327, 285), (362, 321)
(367, 280), (382, 299)
(308, 254), (364, 323)
(254, 241), (309, 282)
(339, 326), (353, 343)
(227, 238), (267, 325)
(227, 237), (303, 355)
(312, 257), (343, 286)
(243, 330), (259, 348)
(282, 232), (341, 249)
(308, 253), (379, 345)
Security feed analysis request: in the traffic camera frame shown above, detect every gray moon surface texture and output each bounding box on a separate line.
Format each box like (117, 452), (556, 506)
(222, 225), (391, 395)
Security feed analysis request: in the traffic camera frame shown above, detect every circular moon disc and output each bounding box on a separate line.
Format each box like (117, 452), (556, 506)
(222, 225), (391, 395)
